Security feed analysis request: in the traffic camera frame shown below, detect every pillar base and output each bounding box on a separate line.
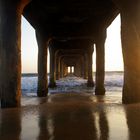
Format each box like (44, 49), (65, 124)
(95, 87), (105, 95)
(122, 89), (140, 104)
(48, 82), (57, 88)
(84, 76), (88, 79)
(87, 81), (94, 87)
(56, 73), (60, 80)
(37, 88), (48, 97)
(1, 99), (20, 108)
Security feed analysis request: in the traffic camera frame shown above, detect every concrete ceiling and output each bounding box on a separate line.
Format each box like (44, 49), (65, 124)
(23, 0), (119, 41)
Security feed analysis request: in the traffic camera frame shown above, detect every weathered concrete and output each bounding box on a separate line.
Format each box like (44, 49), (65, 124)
(36, 31), (49, 97)
(95, 30), (106, 95)
(49, 45), (57, 88)
(0, 1), (23, 108)
(60, 59), (64, 78)
(119, 1), (140, 103)
(87, 46), (94, 87)
(84, 53), (88, 79)
(55, 53), (61, 80)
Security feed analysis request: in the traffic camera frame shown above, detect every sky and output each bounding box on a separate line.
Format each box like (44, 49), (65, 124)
(21, 15), (123, 73)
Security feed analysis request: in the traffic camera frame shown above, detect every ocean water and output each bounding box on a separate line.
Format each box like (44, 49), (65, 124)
(21, 72), (123, 97)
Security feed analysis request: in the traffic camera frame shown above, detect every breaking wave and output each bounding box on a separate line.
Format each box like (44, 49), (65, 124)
(21, 72), (123, 96)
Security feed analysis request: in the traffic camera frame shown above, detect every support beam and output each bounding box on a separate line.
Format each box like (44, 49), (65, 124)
(56, 56), (60, 80)
(87, 46), (94, 87)
(49, 46), (56, 88)
(95, 31), (106, 95)
(70, 67), (72, 74)
(81, 56), (85, 78)
(60, 59), (63, 78)
(36, 31), (49, 97)
(0, 1), (22, 108)
(84, 54), (88, 79)
(120, 1), (140, 103)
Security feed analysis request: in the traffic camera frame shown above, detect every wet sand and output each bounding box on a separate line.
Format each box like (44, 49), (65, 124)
(0, 93), (140, 140)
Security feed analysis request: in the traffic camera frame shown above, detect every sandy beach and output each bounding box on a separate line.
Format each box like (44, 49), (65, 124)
(0, 92), (140, 140)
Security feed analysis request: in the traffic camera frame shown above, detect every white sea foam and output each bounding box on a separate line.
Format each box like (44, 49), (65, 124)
(21, 72), (123, 96)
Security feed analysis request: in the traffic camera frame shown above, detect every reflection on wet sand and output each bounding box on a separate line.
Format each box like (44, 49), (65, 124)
(125, 104), (140, 140)
(0, 93), (140, 140)
(0, 109), (21, 140)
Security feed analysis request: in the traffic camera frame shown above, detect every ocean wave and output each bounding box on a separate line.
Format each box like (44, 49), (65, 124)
(21, 73), (123, 96)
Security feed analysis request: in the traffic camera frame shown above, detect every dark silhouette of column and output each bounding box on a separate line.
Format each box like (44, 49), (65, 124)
(65, 66), (68, 76)
(81, 56), (85, 78)
(49, 46), (56, 88)
(70, 67), (72, 74)
(0, 1), (24, 108)
(87, 46), (94, 87)
(75, 59), (81, 77)
(36, 31), (49, 97)
(116, 1), (140, 103)
(60, 58), (63, 78)
(56, 55), (60, 80)
(84, 53), (88, 79)
(95, 30), (106, 95)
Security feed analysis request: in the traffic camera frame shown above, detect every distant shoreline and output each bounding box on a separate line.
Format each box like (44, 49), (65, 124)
(22, 71), (124, 77)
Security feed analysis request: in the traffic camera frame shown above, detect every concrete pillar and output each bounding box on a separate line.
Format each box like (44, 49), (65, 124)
(84, 53), (88, 79)
(119, 1), (140, 103)
(0, 1), (23, 108)
(56, 56), (60, 80)
(36, 31), (49, 97)
(66, 66), (68, 75)
(95, 31), (106, 95)
(81, 56), (85, 78)
(60, 59), (63, 78)
(75, 59), (82, 77)
(63, 64), (66, 77)
(70, 67), (72, 74)
(49, 46), (56, 88)
(64, 66), (68, 76)
(87, 46), (94, 87)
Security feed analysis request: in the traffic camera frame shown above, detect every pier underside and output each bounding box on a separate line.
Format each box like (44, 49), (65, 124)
(0, 0), (140, 106)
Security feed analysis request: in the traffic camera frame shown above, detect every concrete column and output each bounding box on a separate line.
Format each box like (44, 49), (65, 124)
(60, 59), (63, 78)
(81, 56), (85, 78)
(84, 53), (88, 79)
(95, 31), (106, 95)
(49, 46), (56, 88)
(70, 67), (72, 74)
(63, 64), (66, 77)
(120, 1), (140, 103)
(36, 31), (49, 97)
(87, 46), (94, 87)
(75, 59), (82, 77)
(0, 1), (23, 108)
(66, 67), (68, 75)
(56, 55), (60, 80)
